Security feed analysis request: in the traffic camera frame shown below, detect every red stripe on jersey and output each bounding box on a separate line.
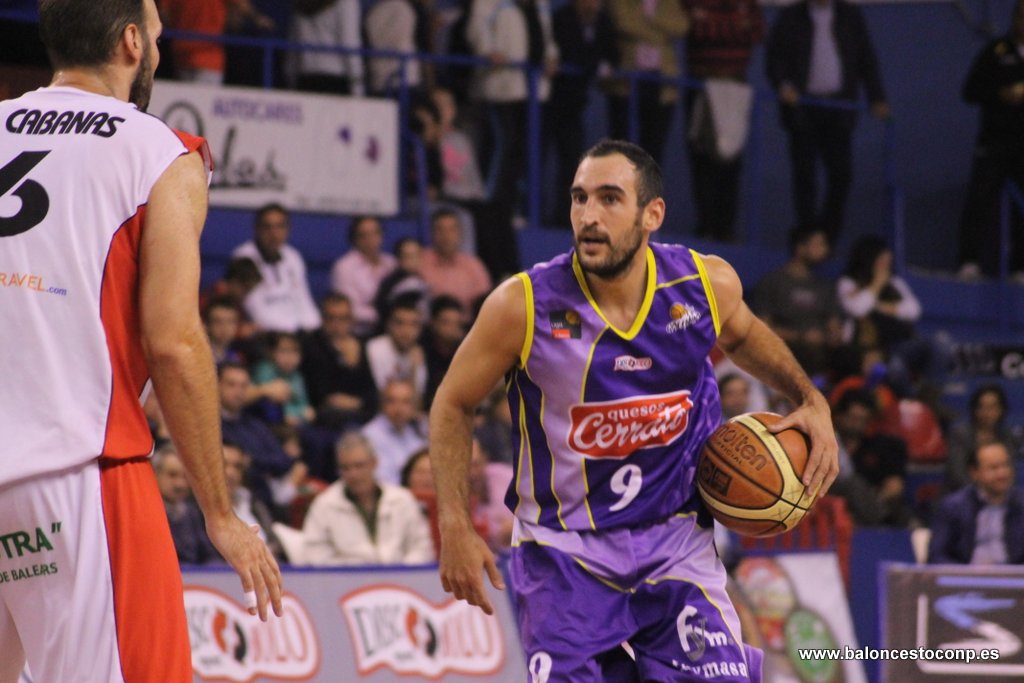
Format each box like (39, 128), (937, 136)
(100, 207), (154, 458)
(172, 128), (214, 174)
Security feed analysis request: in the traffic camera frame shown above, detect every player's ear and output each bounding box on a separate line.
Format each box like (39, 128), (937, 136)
(643, 197), (666, 234)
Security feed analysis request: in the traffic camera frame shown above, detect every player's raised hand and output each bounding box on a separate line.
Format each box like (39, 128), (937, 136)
(206, 515), (284, 621)
(439, 526), (505, 616)
(768, 393), (838, 497)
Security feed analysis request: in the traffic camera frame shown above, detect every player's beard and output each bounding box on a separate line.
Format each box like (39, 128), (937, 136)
(129, 35), (154, 112)
(575, 209), (645, 280)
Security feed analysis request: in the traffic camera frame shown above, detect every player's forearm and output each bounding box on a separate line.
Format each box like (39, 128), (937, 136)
(147, 330), (233, 523)
(723, 317), (822, 407)
(429, 397), (476, 531)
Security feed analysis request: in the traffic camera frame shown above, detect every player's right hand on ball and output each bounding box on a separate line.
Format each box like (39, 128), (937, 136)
(439, 527), (505, 616)
(207, 514), (284, 622)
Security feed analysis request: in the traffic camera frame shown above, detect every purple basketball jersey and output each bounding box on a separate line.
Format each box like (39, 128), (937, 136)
(506, 243), (722, 531)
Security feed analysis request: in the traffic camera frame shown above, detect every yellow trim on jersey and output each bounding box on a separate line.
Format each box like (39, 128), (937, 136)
(580, 459), (597, 530)
(512, 385), (528, 518)
(656, 273), (701, 290)
(542, 387), (569, 531)
(579, 326), (609, 403)
(571, 248), (657, 341)
(577, 326), (608, 531)
(643, 575), (742, 648)
(514, 272), (535, 368)
(690, 249), (721, 336)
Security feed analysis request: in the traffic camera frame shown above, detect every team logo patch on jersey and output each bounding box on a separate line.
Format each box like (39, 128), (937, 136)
(549, 309), (582, 339)
(613, 355), (653, 372)
(666, 302), (701, 334)
(568, 390), (693, 458)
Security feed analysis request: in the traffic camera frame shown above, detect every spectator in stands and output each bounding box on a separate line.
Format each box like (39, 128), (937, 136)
(365, 0), (434, 95)
(471, 440), (515, 551)
(160, 0), (271, 84)
(301, 293), (378, 430)
(683, 0), (764, 242)
(754, 224), (842, 376)
(330, 215), (397, 337)
(253, 332), (315, 426)
(832, 388), (912, 526)
(604, 0), (689, 167)
(154, 446), (220, 564)
(401, 448), (442, 552)
(367, 298), (428, 399)
(422, 295), (467, 407)
(718, 373), (751, 422)
(766, 0), (889, 240)
(232, 203), (322, 333)
(946, 384), (1024, 490)
(433, 87), (488, 205)
(956, 0), (1024, 281)
(200, 257), (262, 323)
(302, 432), (434, 565)
(223, 442), (285, 561)
(421, 208), (493, 310)
(289, 0), (365, 95)
(218, 362), (306, 512)
(467, 0), (559, 219)
(545, 0), (617, 224)
(474, 385), (515, 465)
(203, 296), (245, 365)
(928, 441), (1024, 564)
(374, 237), (431, 327)
(362, 379), (428, 485)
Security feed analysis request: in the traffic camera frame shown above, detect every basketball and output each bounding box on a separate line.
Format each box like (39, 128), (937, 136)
(697, 412), (817, 537)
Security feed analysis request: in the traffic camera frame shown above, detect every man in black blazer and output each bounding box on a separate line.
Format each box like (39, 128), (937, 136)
(766, 0), (889, 242)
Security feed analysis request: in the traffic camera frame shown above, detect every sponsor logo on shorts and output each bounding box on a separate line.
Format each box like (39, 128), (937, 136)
(184, 586), (320, 682)
(613, 355), (653, 372)
(666, 302), (701, 334)
(0, 522), (61, 585)
(677, 605), (729, 662)
(528, 652), (553, 683)
(568, 390), (693, 458)
(340, 584), (505, 678)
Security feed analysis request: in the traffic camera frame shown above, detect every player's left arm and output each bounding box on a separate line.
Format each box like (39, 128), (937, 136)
(703, 254), (839, 496)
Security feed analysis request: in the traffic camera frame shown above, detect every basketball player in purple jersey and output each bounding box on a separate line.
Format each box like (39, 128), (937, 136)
(430, 140), (838, 681)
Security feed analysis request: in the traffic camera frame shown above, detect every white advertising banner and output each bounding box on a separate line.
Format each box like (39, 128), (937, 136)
(149, 81), (399, 215)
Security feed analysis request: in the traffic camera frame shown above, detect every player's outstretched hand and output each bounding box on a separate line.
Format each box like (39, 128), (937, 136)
(768, 393), (838, 497)
(207, 515), (284, 621)
(439, 527), (505, 616)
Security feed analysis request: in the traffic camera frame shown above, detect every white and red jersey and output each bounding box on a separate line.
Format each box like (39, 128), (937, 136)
(0, 86), (210, 486)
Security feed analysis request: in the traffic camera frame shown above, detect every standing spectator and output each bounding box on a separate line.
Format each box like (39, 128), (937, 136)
(154, 447), (220, 565)
(754, 224), (842, 375)
(422, 295), (467, 406)
(160, 0), (272, 84)
(362, 379), (429, 485)
(302, 433), (435, 565)
(946, 384), (1024, 491)
(289, 0), (365, 95)
(367, 299), (429, 398)
(957, 0), (1024, 281)
(683, 0), (764, 241)
(365, 0), (434, 95)
(330, 216), (397, 337)
(421, 208), (493, 310)
(233, 204), (322, 333)
(374, 237), (432, 326)
(545, 0), (617, 224)
(605, 0), (689, 166)
(928, 441), (1024, 564)
(766, 0), (889, 240)
(253, 332), (316, 427)
(301, 294), (378, 430)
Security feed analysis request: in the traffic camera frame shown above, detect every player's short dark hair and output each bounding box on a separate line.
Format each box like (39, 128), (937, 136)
(39, 0), (145, 70)
(580, 139), (663, 208)
(254, 203), (289, 228)
(348, 215), (382, 245)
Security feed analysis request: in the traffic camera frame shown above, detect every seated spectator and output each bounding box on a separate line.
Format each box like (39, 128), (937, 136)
(946, 384), (1024, 491)
(362, 379), (428, 486)
(421, 208), (493, 311)
(218, 362), (306, 512)
(200, 257), (262, 340)
(832, 389), (912, 526)
(374, 237), (431, 327)
(154, 445), (220, 565)
(233, 203), (322, 333)
(203, 297), (246, 365)
(928, 441), (1024, 564)
(718, 373), (751, 422)
(828, 346), (903, 438)
(401, 448), (443, 554)
(301, 293), (378, 430)
(289, 0), (365, 95)
(754, 225), (842, 376)
(302, 432), (434, 565)
(253, 332), (316, 426)
(223, 441), (285, 561)
(474, 385), (515, 465)
(470, 441), (514, 552)
(367, 299), (428, 399)
(422, 295), (467, 407)
(331, 216), (397, 337)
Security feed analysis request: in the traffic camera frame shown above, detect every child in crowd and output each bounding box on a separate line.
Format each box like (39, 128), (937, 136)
(253, 332), (315, 426)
